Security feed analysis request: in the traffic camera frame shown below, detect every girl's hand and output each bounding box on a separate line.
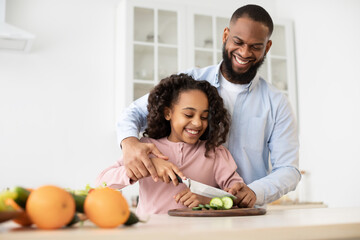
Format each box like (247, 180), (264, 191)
(152, 158), (185, 186)
(225, 182), (256, 208)
(173, 188), (211, 208)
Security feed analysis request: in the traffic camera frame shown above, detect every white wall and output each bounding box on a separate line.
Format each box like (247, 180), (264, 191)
(1, 0), (359, 208)
(275, 0), (360, 207)
(0, 0), (122, 192)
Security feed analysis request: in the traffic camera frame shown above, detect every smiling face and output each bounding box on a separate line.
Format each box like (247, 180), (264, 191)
(221, 16), (272, 84)
(164, 89), (209, 144)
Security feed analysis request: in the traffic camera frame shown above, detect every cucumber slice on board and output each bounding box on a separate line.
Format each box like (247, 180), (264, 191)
(192, 206), (202, 211)
(209, 197), (223, 209)
(221, 196), (234, 209)
(204, 204), (211, 210)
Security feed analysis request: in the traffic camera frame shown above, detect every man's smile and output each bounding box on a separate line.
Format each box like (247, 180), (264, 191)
(233, 54), (253, 65)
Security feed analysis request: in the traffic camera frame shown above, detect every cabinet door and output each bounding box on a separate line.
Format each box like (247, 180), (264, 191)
(116, 0), (186, 114)
(187, 8), (230, 69)
(258, 20), (298, 118)
(133, 7), (182, 100)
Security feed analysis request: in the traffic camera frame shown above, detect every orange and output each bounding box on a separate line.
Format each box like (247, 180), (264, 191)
(26, 185), (75, 229)
(5, 198), (33, 226)
(84, 187), (130, 228)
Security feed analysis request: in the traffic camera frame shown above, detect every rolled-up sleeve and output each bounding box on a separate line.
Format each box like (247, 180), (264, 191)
(116, 94), (149, 147)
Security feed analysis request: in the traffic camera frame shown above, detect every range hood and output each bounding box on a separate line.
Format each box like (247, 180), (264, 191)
(0, 0), (35, 52)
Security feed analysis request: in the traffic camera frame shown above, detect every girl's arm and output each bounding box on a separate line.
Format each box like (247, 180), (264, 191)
(95, 159), (134, 189)
(213, 146), (256, 207)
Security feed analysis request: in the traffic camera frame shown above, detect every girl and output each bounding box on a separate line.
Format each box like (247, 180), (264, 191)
(96, 74), (254, 214)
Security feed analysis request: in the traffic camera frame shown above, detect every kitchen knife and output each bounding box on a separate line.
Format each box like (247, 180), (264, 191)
(175, 175), (237, 200)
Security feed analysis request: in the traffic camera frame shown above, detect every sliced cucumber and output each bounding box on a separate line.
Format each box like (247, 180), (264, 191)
(192, 206), (202, 211)
(209, 205), (218, 210)
(221, 196), (233, 209)
(209, 197), (223, 209)
(192, 195), (234, 211)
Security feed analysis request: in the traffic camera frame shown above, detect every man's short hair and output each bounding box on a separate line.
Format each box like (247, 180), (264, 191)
(230, 4), (274, 37)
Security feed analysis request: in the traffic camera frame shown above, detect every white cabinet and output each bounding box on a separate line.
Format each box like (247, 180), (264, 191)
(258, 20), (298, 118)
(116, 0), (298, 119)
(115, 0), (186, 114)
(187, 8), (230, 68)
(132, 7), (181, 99)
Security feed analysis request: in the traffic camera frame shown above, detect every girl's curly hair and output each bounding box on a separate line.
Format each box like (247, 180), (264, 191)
(143, 73), (230, 157)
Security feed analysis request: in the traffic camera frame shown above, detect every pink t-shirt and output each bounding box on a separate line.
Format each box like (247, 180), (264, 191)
(96, 137), (243, 215)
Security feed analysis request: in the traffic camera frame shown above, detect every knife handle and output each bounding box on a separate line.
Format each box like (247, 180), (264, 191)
(170, 173), (183, 183)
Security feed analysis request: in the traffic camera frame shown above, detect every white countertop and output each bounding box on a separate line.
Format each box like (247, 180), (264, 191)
(1, 207), (359, 240)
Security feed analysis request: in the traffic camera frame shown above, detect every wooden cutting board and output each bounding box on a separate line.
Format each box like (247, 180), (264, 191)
(168, 207), (266, 217)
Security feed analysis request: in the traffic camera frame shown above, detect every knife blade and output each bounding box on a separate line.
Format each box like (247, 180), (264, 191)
(176, 175), (236, 200)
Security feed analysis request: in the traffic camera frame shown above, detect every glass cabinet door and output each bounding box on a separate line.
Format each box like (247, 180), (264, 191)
(259, 24), (289, 93)
(194, 14), (229, 68)
(158, 10), (178, 81)
(257, 21), (298, 117)
(133, 7), (179, 100)
(269, 25), (288, 92)
(194, 15), (213, 68)
(216, 17), (228, 62)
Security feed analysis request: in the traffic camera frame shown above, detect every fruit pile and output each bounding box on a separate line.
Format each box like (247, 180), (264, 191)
(0, 185), (142, 229)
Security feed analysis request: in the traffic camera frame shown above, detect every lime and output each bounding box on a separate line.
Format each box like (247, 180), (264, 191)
(0, 190), (17, 211)
(221, 196), (233, 209)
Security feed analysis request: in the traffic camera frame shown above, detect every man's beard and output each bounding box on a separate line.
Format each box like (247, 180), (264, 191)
(221, 42), (265, 84)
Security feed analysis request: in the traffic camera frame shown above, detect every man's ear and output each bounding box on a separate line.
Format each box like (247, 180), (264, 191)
(265, 39), (272, 55)
(164, 107), (171, 120)
(223, 27), (230, 44)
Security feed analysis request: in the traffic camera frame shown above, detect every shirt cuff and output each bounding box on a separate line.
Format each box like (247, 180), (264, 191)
(248, 181), (265, 206)
(117, 132), (140, 149)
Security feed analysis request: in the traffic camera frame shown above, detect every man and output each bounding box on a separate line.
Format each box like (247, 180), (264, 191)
(117, 4), (301, 207)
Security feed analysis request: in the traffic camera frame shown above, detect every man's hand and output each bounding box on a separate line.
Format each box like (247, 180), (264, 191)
(174, 188), (211, 208)
(225, 182), (256, 208)
(121, 137), (168, 182)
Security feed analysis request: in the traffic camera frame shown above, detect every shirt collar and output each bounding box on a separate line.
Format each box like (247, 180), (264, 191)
(213, 62), (222, 88)
(216, 61), (260, 92)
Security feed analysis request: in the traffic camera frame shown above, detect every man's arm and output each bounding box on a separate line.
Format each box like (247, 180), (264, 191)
(116, 94), (149, 146)
(249, 96), (301, 206)
(116, 94), (168, 182)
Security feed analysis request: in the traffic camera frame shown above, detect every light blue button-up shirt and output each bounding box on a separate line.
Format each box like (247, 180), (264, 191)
(117, 62), (301, 206)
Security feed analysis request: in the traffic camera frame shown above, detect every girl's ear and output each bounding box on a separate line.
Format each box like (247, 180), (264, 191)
(164, 107), (171, 120)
